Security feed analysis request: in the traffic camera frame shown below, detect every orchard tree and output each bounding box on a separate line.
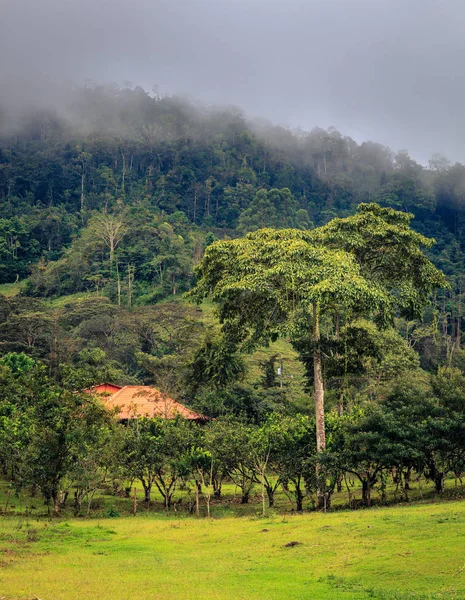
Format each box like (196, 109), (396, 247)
(121, 417), (164, 504)
(0, 365), (112, 514)
(205, 418), (256, 504)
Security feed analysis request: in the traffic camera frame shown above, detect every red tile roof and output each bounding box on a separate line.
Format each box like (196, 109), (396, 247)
(91, 383), (123, 395)
(93, 385), (207, 421)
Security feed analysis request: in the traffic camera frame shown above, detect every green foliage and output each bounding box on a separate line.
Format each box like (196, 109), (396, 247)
(0, 86), (465, 525)
(311, 203), (448, 320)
(186, 337), (245, 392)
(237, 188), (310, 233)
(0, 365), (113, 512)
(189, 226), (389, 348)
(0, 352), (36, 376)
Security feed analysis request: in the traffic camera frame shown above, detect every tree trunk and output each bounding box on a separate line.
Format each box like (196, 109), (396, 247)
(241, 491), (249, 504)
(313, 303), (326, 509)
(142, 482), (151, 503)
(361, 478), (371, 507)
(116, 261), (121, 306)
(212, 478), (222, 498)
(52, 490), (60, 515)
(313, 302), (325, 452)
(295, 484), (304, 512)
(265, 485), (275, 508)
(59, 490), (69, 508)
(324, 492), (332, 511)
(195, 480), (200, 517)
(361, 479), (368, 506)
(404, 467), (412, 491)
(261, 472), (266, 516)
(74, 491), (83, 516)
(434, 472), (445, 494)
(109, 239), (114, 268)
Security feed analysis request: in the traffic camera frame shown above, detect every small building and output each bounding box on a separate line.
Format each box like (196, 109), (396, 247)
(90, 383), (208, 422)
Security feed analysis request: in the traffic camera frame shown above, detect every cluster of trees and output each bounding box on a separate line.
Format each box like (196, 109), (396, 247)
(0, 202), (461, 519)
(2, 84), (465, 519)
(2, 83), (465, 299)
(0, 296), (207, 383)
(0, 203), (462, 432)
(1, 359), (465, 517)
(190, 203), (446, 453)
(24, 209), (199, 300)
(112, 369), (465, 513)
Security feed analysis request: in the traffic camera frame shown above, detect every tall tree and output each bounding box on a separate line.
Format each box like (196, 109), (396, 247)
(188, 227), (386, 455)
(189, 204), (446, 502)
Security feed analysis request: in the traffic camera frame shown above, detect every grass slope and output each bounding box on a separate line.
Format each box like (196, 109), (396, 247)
(1, 501), (465, 599)
(0, 282), (25, 297)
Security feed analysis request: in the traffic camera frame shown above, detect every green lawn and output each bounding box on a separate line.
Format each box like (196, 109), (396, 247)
(1, 501), (465, 599)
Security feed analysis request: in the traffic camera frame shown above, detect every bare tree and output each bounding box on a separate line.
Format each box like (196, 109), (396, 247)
(91, 213), (127, 267)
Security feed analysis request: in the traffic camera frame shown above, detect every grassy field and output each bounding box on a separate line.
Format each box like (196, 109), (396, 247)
(0, 282), (25, 297)
(1, 501), (465, 599)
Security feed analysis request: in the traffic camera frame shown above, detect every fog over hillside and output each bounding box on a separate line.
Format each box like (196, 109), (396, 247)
(1, 0), (465, 163)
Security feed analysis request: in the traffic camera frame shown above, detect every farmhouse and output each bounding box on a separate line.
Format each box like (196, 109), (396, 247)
(90, 383), (207, 422)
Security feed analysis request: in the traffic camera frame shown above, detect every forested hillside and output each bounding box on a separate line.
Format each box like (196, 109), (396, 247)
(3, 82), (465, 520)
(2, 84), (465, 283)
(1, 83), (465, 415)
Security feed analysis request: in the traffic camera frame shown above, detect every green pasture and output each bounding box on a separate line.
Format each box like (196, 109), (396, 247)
(1, 501), (465, 599)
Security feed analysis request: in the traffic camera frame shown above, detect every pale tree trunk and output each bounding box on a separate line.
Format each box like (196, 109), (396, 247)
(52, 489), (60, 515)
(202, 461), (214, 518)
(313, 302), (326, 509)
(313, 302), (325, 452)
(109, 238), (115, 268)
(127, 265), (134, 307)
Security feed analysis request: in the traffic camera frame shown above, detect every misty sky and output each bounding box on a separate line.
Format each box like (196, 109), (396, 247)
(2, 0), (465, 164)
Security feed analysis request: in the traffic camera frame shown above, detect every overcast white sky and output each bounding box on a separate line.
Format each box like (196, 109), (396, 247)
(2, 0), (465, 163)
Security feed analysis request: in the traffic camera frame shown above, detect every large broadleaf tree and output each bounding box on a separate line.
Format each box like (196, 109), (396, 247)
(188, 203), (447, 502)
